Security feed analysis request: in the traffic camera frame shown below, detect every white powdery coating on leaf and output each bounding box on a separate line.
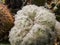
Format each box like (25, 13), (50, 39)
(14, 15), (33, 29)
(9, 5), (56, 45)
(34, 7), (56, 28)
(20, 24), (49, 45)
(17, 5), (38, 20)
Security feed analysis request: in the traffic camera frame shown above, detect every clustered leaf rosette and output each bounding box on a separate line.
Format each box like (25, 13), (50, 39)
(9, 5), (56, 45)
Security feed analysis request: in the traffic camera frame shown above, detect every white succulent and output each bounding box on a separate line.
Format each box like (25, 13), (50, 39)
(34, 7), (56, 28)
(9, 5), (56, 45)
(14, 15), (33, 29)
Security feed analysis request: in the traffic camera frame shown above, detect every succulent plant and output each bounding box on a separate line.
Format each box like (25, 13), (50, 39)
(9, 5), (56, 45)
(0, 3), (14, 41)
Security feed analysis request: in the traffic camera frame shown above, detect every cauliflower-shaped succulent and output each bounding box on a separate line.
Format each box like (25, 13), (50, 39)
(9, 5), (56, 45)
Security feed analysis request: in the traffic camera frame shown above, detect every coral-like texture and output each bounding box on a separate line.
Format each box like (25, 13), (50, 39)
(9, 5), (56, 45)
